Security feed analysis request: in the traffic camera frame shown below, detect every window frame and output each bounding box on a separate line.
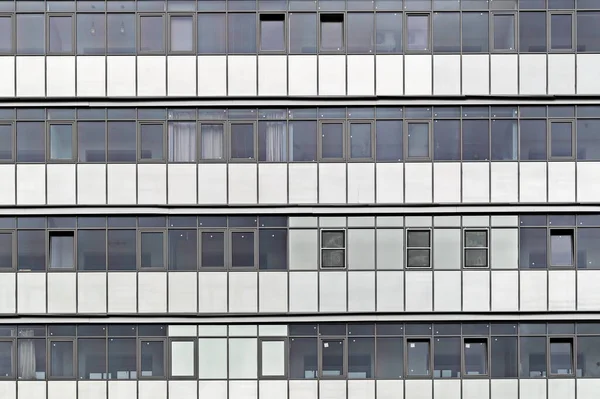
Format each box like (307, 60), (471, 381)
(319, 337), (347, 379)
(463, 229), (489, 268)
(47, 13), (75, 55)
(199, 229), (227, 269)
(548, 337), (575, 377)
(405, 12), (431, 53)
(138, 337), (167, 380)
(548, 228), (575, 268)
(229, 229), (258, 269)
(138, 13), (166, 54)
(0, 122), (14, 163)
(549, 11), (575, 52)
(0, 14), (13, 55)
(229, 121), (257, 162)
(259, 338), (288, 379)
(168, 13), (196, 54)
(47, 121), (75, 162)
(47, 338), (76, 380)
(320, 229), (347, 269)
(491, 12), (517, 52)
(548, 119), (575, 160)
(404, 120), (432, 161)
(462, 337), (489, 377)
(0, 339), (15, 379)
(168, 338), (197, 380)
(319, 13), (345, 53)
(0, 230), (15, 271)
(259, 13), (287, 53)
(319, 120), (346, 161)
(47, 229), (76, 271)
(348, 120), (375, 161)
(198, 121), (226, 162)
(138, 121), (166, 163)
(405, 338), (432, 378)
(138, 229), (167, 270)
(406, 229), (432, 269)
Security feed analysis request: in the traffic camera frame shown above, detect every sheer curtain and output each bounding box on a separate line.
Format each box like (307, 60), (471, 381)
(201, 124), (224, 160)
(168, 111), (196, 162)
(18, 330), (36, 379)
(50, 235), (74, 269)
(264, 121), (287, 162)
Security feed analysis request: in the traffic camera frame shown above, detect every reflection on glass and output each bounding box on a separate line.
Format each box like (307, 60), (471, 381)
(322, 123), (344, 158)
(493, 14), (515, 50)
(49, 125), (73, 160)
(520, 337), (546, 378)
(407, 340), (430, 376)
(290, 338), (317, 379)
(551, 122), (573, 157)
(550, 341), (573, 375)
(350, 124), (371, 158)
(407, 123), (429, 158)
(519, 228), (547, 269)
(322, 340), (344, 377)
(201, 232), (224, 267)
(407, 15), (429, 50)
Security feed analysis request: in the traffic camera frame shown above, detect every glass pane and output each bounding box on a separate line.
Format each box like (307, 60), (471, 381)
(551, 14), (572, 50)
(376, 121), (402, 161)
(520, 337), (547, 378)
(141, 232), (164, 268)
(17, 122), (45, 162)
(229, 14), (256, 53)
(0, 17), (12, 52)
(433, 338), (460, 378)
(322, 123), (344, 158)
(261, 341), (285, 376)
(78, 339), (106, 379)
(289, 13), (317, 53)
(491, 337), (517, 377)
(108, 230), (136, 271)
(433, 12), (460, 52)
(550, 233), (573, 266)
(350, 124), (372, 158)
(49, 16), (73, 53)
(49, 234), (74, 269)
(577, 12), (600, 52)
(376, 13), (402, 53)
(0, 341), (13, 377)
(18, 338), (45, 380)
(550, 341), (573, 375)
(170, 16), (193, 52)
(290, 338), (317, 378)
(462, 12), (489, 52)
(577, 228), (600, 269)
(493, 14), (515, 50)
(141, 16), (164, 52)
(407, 123), (429, 158)
(0, 233), (12, 269)
(140, 124), (164, 160)
(201, 232), (224, 267)
(491, 120), (517, 160)
(198, 14), (226, 53)
(348, 13), (374, 53)
(77, 14), (105, 54)
(141, 341), (164, 377)
(259, 230), (287, 270)
(322, 340), (344, 377)
(551, 122), (572, 157)
(519, 228), (547, 269)
(50, 341), (73, 377)
(258, 121), (287, 162)
(261, 17), (285, 51)
(289, 121), (317, 161)
(77, 230), (106, 271)
(229, 338), (257, 378)
(78, 122), (106, 162)
(348, 338), (374, 378)
(108, 122), (136, 162)
(108, 14), (135, 54)
(577, 120), (600, 160)
(168, 230), (197, 271)
(520, 12), (546, 52)
(168, 122), (196, 162)
(198, 338), (227, 378)
(465, 341), (487, 375)
(520, 120), (547, 160)
(18, 231), (45, 271)
(108, 339), (135, 379)
(0, 125), (11, 160)
(171, 341), (195, 377)
(231, 232), (254, 267)
(407, 341), (430, 376)
(433, 120), (460, 160)
(376, 337), (403, 378)
(231, 124), (254, 159)
(462, 120), (489, 161)
(321, 17), (344, 51)
(577, 337), (600, 377)
(17, 14), (44, 54)
(49, 125), (73, 160)
(407, 15), (429, 50)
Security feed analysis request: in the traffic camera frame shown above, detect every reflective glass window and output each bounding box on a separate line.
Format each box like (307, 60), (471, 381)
(550, 340), (573, 375)
(407, 340), (430, 376)
(290, 338), (317, 378)
(321, 339), (344, 377)
(289, 121), (317, 161)
(78, 339), (106, 379)
(289, 13), (317, 53)
(520, 337), (547, 378)
(520, 120), (547, 160)
(462, 12), (488, 52)
(462, 120), (489, 161)
(260, 14), (285, 51)
(433, 12), (459, 52)
(550, 122), (573, 158)
(433, 120), (460, 160)
(108, 230), (136, 271)
(375, 13), (402, 53)
(18, 231), (45, 271)
(17, 122), (45, 162)
(320, 14), (344, 51)
(108, 14), (135, 54)
(141, 341), (165, 377)
(259, 121), (287, 162)
(577, 337), (600, 377)
(491, 120), (517, 160)
(18, 338), (45, 380)
(520, 12), (546, 52)
(348, 338), (374, 378)
(50, 341), (74, 377)
(0, 125), (12, 160)
(348, 13), (374, 53)
(407, 14), (429, 50)
(77, 14), (105, 54)
(170, 16), (193, 52)
(491, 337), (517, 378)
(551, 14), (573, 50)
(140, 15), (165, 52)
(108, 339), (136, 379)
(108, 122), (136, 162)
(434, 338), (460, 378)
(49, 16), (73, 53)
(259, 230), (287, 270)
(168, 230), (197, 271)
(407, 123), (429, 158)
(17, 14), (44, 54)
(198, 14), (226, 53)
(78, 230), (106, 271)
(577, 12), (600, 52)
(231, 124), (255, 159)
(376, 120), (402, 161)
(519, 228), (547, 269)
(321, 123), (344, 159)
(0, 17), (12, 52)
(201, 232), (224, 267)
(493, 14), (515, 50)
(49, 124), (73, 160)
(229, 14), (256, 53)
(376, 337), (403, 378)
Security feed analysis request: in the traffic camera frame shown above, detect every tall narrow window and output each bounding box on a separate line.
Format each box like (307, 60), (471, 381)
(108, 338), (136, 380)
(139, 124), (164, 161)
(168, 230), (197, 271)
(0, 233), (12, 269)
(0, 124), (11, 161)
(350, 123), (372, 159)
(289, 13), (317, 53)
(551, 14), (572, 50)
(49, 16), (73, 53)
(550, 339), (573, 375)
(290, 338), (317, 379)
(433, 338), (460, 378)
(18, 230), (46, 271)
(462, 12), (488, 52)
(200, 123), (224, 160)
(407, 340), (430, 376)
(493, 14), (515, 50)
(17, 336), (45, 380)
(260, 340), (286, 378)
(201, 232), (225, 268)
(50, 340), (74, 378)
(407, 122), (430, 159)
(347, 13), (374, 53)
(320, 14), (344, 51)
(140, 15), (165, 52)
(0, 16), (12, 53)
(229, 13), (256, 53)
(78, 339), (106, 379)
(49, 124), (74, 161)
(550, 229), (574, 267)
(433, 120), (460, 160)
(519, 228), (547, 269)
(462, 120), (489, 161)
(321, 122), (344, 159)
(17, 122), (45, 162)
(140, 232), (165, 269)
(78, 122), (106, 162)
(464, 339), (488, 375)
(141, 340), (165, 378)
(520, 120), (547, 160)
(406, 14), (429, 51)
(170, 16), (193, 52)
(520, 337), (547, 378)
(259, 121), (287, 162)
(230, 123), (255, 160)
(108, 230), (136, 271)
(519, 12), (546, 52)
(49, 232), (75, 269)
(108, 14), (135, 54)
(490, 337), (517, 378)
(321, 230), (346, 268)
(17, 14), (44, 54)
(0, 341), (13, 378)
(464, 230), (488, 268)
(550, 121), (573, 158)
(407, 230), (431, 268)
(321, 339), (344, 377)
(197, 14), (226, 53)
(433, 12), (460, 52)
(376, 120), (402, 161)
(289, 121), (317, 161)
(375, 13), (402, 53)
(260, 14), (285, 51)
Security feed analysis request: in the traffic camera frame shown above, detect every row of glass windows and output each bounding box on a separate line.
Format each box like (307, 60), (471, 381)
(3, 106), (600, 163)
(1, 8), (600, 55)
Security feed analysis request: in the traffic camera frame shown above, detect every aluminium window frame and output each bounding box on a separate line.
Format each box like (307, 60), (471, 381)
(47, 338), (76, 380)
(137, 13), (166, 54)
(0, 122), (14, 163)
(462, 337), (490, 378)
(0, 339), (15, 379)
(198, 121), (226, 162)
(404, 120), (432, 161)
(199, 229), (227, 269)
(319, 336), (347, 379)
(47, 121), (76, 162)
(463, 229), (489, 268)
(259, 12), (287, 53)
(46, 13), (75, 55)
(0, 230), (15, 271)
(347, 120), (375, 161)
(405, 337), (433, 378)
(548, 228), (576, 268)
(319, 12), (345, 53)
(320, 229), (347, 269)
(548, 119), (576, 160)
(258, 337), (288, 379)
(229, 229), (258, 269)
(0, 14), (13, 55)
(47, 229), (77, 271)
(406, 229), (432, 269)
(138, 337), (167, 380)
(319, 120), (346, 161)
(490, 12), (517, 52)
(138, 229), (167, 270)
(137, 121), (166, 163)
(168, 337), (197, 380)
(548, 337), (575, 377)
(168, 13), (197, 54)
(404, 12), (431, 52)
(229, 121), (258, 162)
(548, 11), (575, 52)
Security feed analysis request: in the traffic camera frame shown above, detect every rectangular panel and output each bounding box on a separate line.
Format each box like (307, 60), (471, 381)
(230, 381), (257, 399)
(47, 273), (76, 313)
(78, 272), (106, 313)
(107, 164), (136, 204)
(258, 55), (286, 96)
(578, 270), (600, 310)
(520, 270), (548, 311)
(108, 381), (137, 399)
(168, 272), (197, 313)
(168, 164), (196, 204)
(138, 56), (166, 96)
(377, 229), (403, 270)
(198, 164), (227, 204)
(376, 55), (403, 95)
(348, 381), (374, 399)
(433, 55), (460, 95)
(199, 382), (227, 399)
(288, 55), (317, 96)
(197, 56), (226, 96)
(433, 163), (460, 203)
(548, 162), (575, 203)
(289, 272), (318, 312)
(405, 55), (432, 95)
(462, 380), (489, 399)
(258, 164), (287, 204)
(320, 381), (346, 399)
(16, 164), (45, 205)
(0, 165), (14, 205)
(0, 273), (15, 313)
(319, 163), (346, 204)
(519, 54), (547, 95)
(491, 54), (517, 95)
(107, 56), (135, 96)
(376, 271), (404, 311)
(228, 55), (257, 96)
(169, 381), (197, 399)
(107, 272), (136, 313)
(462, 270), (490, 312)
(491, 228), (518, 269)
(491, 271), (518, 311)
(405, 163), (432, 203)
(577, 162), (600, 202)
(229, 164), (258, 204)
(348, 229), (375, 270)
(433, 229), (460, 269)
(138, 164), (167, 204)
(462, 163), (489, 203)
(138, 272), (167, 313)
(491, 380), (517, 399)
(198, 272), (227, 313)
(259, 272), (288, 313)
(376, 163), (403, 204)
(319, 271), (346, 312)
(47, 164), (76, 205)
(260, 381), (288, 399)
(78, 382), (107, 399)
(17, 273), (45, 314)
(348, 163), (374, 204)
(548, 54), (575, 95)
(18, 382), (45, 399)
(229, 272), (258, 313)
(289, 164), (317, 204)
(319, 55), (346, 95)
(434, 380), (460, 399)
(577, 54), (600, 95)
(16, 57), (44, 97)
(577, 380), (600, 399)
(77, 56), (105, 97)
(434, 271), (461, 311)
(548, 270), (575, 311)
(405, 271), (433, 312)
(462, 55), (489, 95)
(347, 55), (374, 96)
(548, 379), (575, 399)
(290, 381), (318, 399)
(77, 164), (106, 205)
(520, 163), (547, 202)
(47, 56), (75, 97)
(0, 57), (15, 97)
(167, 56), (196, 96)
(491, 162), (518, 202)
(289, 230), (318, 270)
(405, 380), (432, 399)
(138, 381), (167, 399)
(377, 380), (404, 399)
(48, 381), (75, 399)
(519, 380), (546, 399)
(348, 271), (375, 312)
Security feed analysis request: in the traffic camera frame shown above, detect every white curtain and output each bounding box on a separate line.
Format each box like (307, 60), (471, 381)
(201, 124), (224, 160)
(50, 236), (74, 269)
(168, 121), (196, 162)
(264, 121), (287, 162)
(18, 330), (36, 380)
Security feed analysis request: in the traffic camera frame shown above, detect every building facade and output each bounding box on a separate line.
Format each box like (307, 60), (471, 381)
(0, 0), (600, 399)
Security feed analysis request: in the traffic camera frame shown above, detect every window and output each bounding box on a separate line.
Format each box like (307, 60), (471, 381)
(289, 13), (317, 53)
(462, 120), (489, 161)
(108, 14), (135, 54)
(258, 121), (287, 162)
(550, 121), (573, 158)
(406, 230), (431, 268)
(201, 232), (225, 267)
(407, 340), (430, 377)
(77, 230), (106, 271)
(170, 15), (194, 52)
(259, 230), (287, 270)
(17, 122), (45, 162)
(577, 228), (600, 269)
(491, 119), (517, 160)
(520, 337), (546, 378)
(577, 120), (600, 160)
(198, 338), (227, 379)
(577, 12), (600, 52)
(230, 338), (258, 378)
(139, 124), (164, 161)
(49, 124), (74, 161)
(577, 336), (600, 377)
(433, 120), (460, 160)
(108, 122), (136, 162)
(551, 14), (573, 50)
(493, 14), (515, 50)
(320, 122), (344, 160)
(464, 339), (488, 376)
(519, 228), (547, 269)
(77, 14), (105, 54)
(230, 123), (255, 160)
(260, 14), (285, 51)
(78, 122), (106, 162)
(140, 340), (165, 378)
(0, 233), (12, 269)
(520, 12), (546, 52)
(490, 337), (517, 378)
(376, 13), (402, 53)
(406, 14), (429, 51)
(168, 230), (197, 271)
(550, 229), (574, 267)
(17, 14), (44, 54)
(229, 13), (256, 53)
(520, 120), (547, 160)
(406, 122), (430, 159)
(290, 337), (317, 378)
(197, 14), (226, 53)
(140, 15), (165, 52)
(260, 339), (286, 378)
(107, 230), (136, 271)
(17, 336), (45, 380)
(140, 232), (164, 269)
(462, 12), (488, 52)
(0, 124), (12, 161)
(321, 339), (344, 377)
(231, 231), (255, 268)
(49, 340), (74, 378)
(348, 338), (374, 378)
(170, 340), (195, 378)
(347, 13), (374, 53)
(320, 14), (344, 51)
(288, 121), (316, 161)
(49, 232), (74, 269)
(0, 16), (12, 53)
(17, 230), (45, 271)
(376, 337), (403, 378)
(321, 230), (345, 268)
(0, 341), (13, 378)
(48, 15), (73, 54)
(376, 120), (402, 161)
(349, 123), (372, 159)
(78, 338), (106, 379)
(108, 338), (136, 379)
(550, 339), (574, 376)
(433, 338), (460, 378)
(464, 230), (488, 268)
(433, 12), (460, 52)
(168, 121), (196, 162)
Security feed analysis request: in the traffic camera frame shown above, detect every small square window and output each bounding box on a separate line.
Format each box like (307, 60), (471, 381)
(550, 229), (574, 267)
(320, 14), (344, 51)
(407, 230), (431, 268)
(464, 339), (488, 376)
(464, 230), (488, 268)
(49, 231), (75, 269)
(321, 230), (345, 268)
(260, 14), (285, 51)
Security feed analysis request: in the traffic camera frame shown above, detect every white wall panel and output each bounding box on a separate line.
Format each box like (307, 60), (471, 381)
(462, 55), (489, 95)
(490, 380), (517, 399)
(138, 381), (166, 399)
(17, 382), (45, 399)
(199, 381), (227, 399)
(259, 272), (288, 313)
(348, 229), (375, 270)
(258, 56), (286, 96)
(168, 164), (196, 204)
(348, 381), (374, 399)
(577, 162), (600, 202)
(0, 165), (14, 205)
(198, 164), (227, 204)
(376, 163), (403, 204)
(462, 163), (489, 202)
(228, 56), (257, 96)
(290, 272), (318, 312)
(405, 271), (433, 312)
(377, 380), (403, 399)
(549, 270), (576, 311)
(376, 271), (404, 311)
(519, 380), (546, 399)
(377, 230), (403, 270)
(289, 164), (317, 204)
(230, 381), (257, 399)
(434, 380), (460, 399)
(434, 271), (461, 311)
(167, 56), (196, 96)
(168, 272), (197, 313)
(491, 163), (518, 203)
(198, 56), (226, 96)
(433, 229), (460, 269)
(0, 273), (15, 314)
(577, 379), (600, 399)
(288, 56), (317, 96)
(433, 55), (460, 95)
(47, 164), (76, 204)
(405, 380), (432, 399)
(108, 272), (136, 314)
(0, 56), (14, 97)
(107, 164), (136, 204)
(229, 272), (258, 313)
(319, 55), (346, 95)
(320, 271), (347, 312)
(462, 380), (489, 399)
(138, 272), (167, 313)
(548, 379), (575, 399)
(290, 381), (317, 399)
(320, 381), (346, 399)
(78, 273), (106, 313)
(577, 54), (600, 94)
(77, 56), (105, 96)
(289, 230), (318, 270)
(228, 164), (257, 204)
(520, 55), (547, 95)
(169, 381), (197, 399)
(48, 381), (75, 399)
(47, 56), (75, 96)
(347, 55), (374, 95)
(520, 163), (547, 202)
(520, 271), (548, 311)
(433, 163), (460, 203)
(405, 55), (432, 95)
(548, 54), (575, 95)
(319, 163), (346, 204)
(16, 57), (44, 97)
(138, 56), (166, 96)
(258, 164), (287, 204)
(548, 162), (575, 202)
(491, 55), (517, 95)
(577, 270), (600, 310)
(138, 164), (167, 204)
(17, 273), (45, 314)
(348, 163), (374, 203)
(463, 271), (490, 312)
(16, 164), (45, 205)
(491, 271), (518, 311)
(0, 382), (15, 399)
(79, 382), (107, 399)
(108, 381), (136, 399)
(405, 163), (432, 203)
(107, 56), (136, 96)
(47, 273), (76, 313)
(348, 271), (375, 312)
(198, 272), (227, 313)
(77, 164), (106, 204)
(260, 381), (288, 399)
(376, 55), (403, 95)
